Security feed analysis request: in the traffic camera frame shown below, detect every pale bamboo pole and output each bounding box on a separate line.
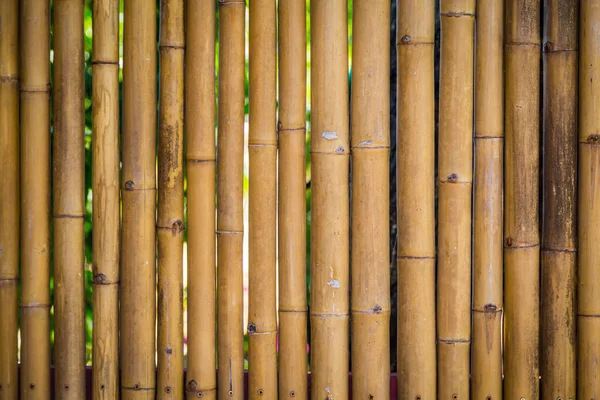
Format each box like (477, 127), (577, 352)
(541, 1), (578, 398)
(91, 0), (120, 398)
(185, 0), (217, 399)
(0, 1), (19, 398)
(121, 0), (157, 397)
(504, 0), (541, 398)
(19, 1), (51, 399)
(217, 1), (246, 399)
(471, 0), (503, 398)
(396, 1), (436, 399)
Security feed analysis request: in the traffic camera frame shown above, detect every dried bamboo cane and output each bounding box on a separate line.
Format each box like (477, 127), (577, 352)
(185, 0), (217, 399)
(541, 1), (578, 398)
(504, 0), (541, 398)
(277, 0), (307, 399)
(350, 1), (390, 399)
(396, 1), (436, 399)
(248, 0), (277, 398)
(91, 0), (120, 398)
(121, 0), (157, 397)
(217, 1), (246, 399)
(0, 1), (19, 398)
(19, 1), (51, 398)
(310, 1), (350, 398)
(471, 1), (503, 398)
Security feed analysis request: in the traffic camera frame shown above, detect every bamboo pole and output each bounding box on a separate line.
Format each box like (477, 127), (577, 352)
(0, 1), (19, 398)
(121, 0), (157, 397)
(504, 0), (541, 398)
(310, 1), (350, 398)
(248, 0), (277, 398)
(277, 0), (307, 399)
(217, 1), (246, 399)
(396, 1), (436, 399)
(91, 0), (120, 398)
(185, 0), (216, 399)
(471, 0), (503, 398)
(350, 1), (390, 399)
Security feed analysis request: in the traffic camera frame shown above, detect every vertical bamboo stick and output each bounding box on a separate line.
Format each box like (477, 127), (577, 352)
(185, 0), (217, 399)
(541, 1), (578, 398)
(350, 1), (390, 399)
(91, 0), (120, 398)
(310, 1), (350, 398)
(0, 1), (19, 398)
(19, 1), (51, 398)
(121, 0), (157, 397)
(248, 0), (277, 398)
(396, 1), (436, 399)
(217, 1), (246, 399)
(504, 0), (541, 398)
(472, 1), (503, 398)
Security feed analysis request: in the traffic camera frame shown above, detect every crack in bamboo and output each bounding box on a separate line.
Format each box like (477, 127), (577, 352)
(441, 12), (475, 17)
(397, 255), (435, 260)
(91, 60), (119, 65)
(187, 158), (216, 163)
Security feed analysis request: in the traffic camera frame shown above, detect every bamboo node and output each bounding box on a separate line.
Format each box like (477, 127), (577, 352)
(187, 380), (198, 391)
(93, 273), (108, 284)
(505, 237), (514, 247)
(543, 42), (555, 52)
(125, 181), (135, 190)
(447, 173), (459, 182)
(484, 304), (497, 312)
(400, 35), (412, 44)
(335, 146), (346, 154)
(247, 323), (257, 333)
(587, 134), (600, 143)
(368, 304), (383, 314)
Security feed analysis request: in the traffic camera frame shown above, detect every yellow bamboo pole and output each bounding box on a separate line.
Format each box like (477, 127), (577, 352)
(185, 0), (216, 399)
(350, 1), (390, 399)
(471, 0), (503, 398)
(121, 0), (157, 397)
(396, 1), (436, 399)
(0, 1), (19, 398)
(217, 1), (246, 399)
(504, 0), (541, 398)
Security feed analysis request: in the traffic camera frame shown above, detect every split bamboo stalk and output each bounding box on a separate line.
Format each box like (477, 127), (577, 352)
(578, 2), (600, 398)
(310, 1), (350, 398)
(157, 0), (185, 398)
(185, 0), (217, 399)
(504, 0), (541, 398)
(217, 1), (246, 399)
(437, 1), (474, 397)
(277, 0), (308, 399)
(350, 1), (390, 399)
(0, 1), (19, 398)
(91, 0), (120, 398)
(541, 1), (578, 398)
(248, 0), (277, 398)
(471, 0), (503, 398)
(396, 1), (436, 399)
(19, 0), (51, 398)
(121, 0), (157, 397)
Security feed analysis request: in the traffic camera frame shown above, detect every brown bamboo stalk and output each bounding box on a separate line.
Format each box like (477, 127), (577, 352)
(396, 1), (436, 399)
(247, 0), (277, 398)
(471, 0), (503, 398)
(121, 0), (157, 397)
(217, 1), (246, 399)
(91, 0), (120, 398)
(504, 0), (541, 398)
(19, 1), (51, 398)
(185, 0), (217, 399)
(350, 1), (390, 399)
(541, 1), (578, 398)
(277, 0), (308, 399)
(0, 1), (19, 398)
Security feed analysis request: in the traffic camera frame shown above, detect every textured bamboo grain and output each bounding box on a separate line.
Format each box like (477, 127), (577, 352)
(351, 1), (391, 399)
(472, 0), (503, 398)
(541, 1), (578, 398)
(121, 0), (157, 397)
(185, 0), (217, 399)
(277, 0), (308, 399)
(0, 1), (19, 398)
(19, 1), (51, 398)
(248, 0), (278, 398)
(217, 1), (246, 399)
(91, 0), (120, 398)
(504, 1), (541, 398)
(396, 1), (436, 398)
